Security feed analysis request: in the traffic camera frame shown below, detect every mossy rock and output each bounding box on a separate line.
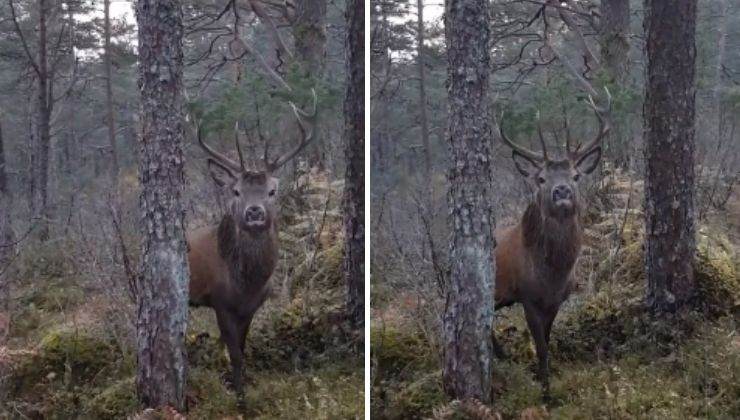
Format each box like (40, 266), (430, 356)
(12, 329), (124, 396)
(375, 370), (445, 419)
(371, 326), (436, 380)
(247, 299), (352, 371)
(84, 377), (138, 419)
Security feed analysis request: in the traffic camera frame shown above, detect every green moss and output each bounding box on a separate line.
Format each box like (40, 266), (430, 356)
(12, 329), (126, 396)
(431, 399), (502, 420)
(371, 327), (443, 419)
(491, 362), (542, 417)
(187, 367), (238, 419)
(243, 363), (364, 419)
(371, 326), (436, 379)
(375, 370), (445, 419)
(186, 332), (229, 372)
(292, 241), (344, 290)
(248, 299), (354, 372)
(85, 377), (138, 419)
(694, 229), (739, 316)
(15, 277), (84, 316)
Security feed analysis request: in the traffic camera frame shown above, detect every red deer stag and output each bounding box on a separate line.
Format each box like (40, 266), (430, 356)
(187, 90), (317, 403)
(492, 91), (611, 397)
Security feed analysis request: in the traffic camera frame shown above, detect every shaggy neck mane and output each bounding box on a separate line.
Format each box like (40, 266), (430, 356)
(521, 201), (582, 272)
(217, 215), (278, 288)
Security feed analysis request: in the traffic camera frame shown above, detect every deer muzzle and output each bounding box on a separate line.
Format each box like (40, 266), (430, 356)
(552, 185), (573, 203)
(243, 205), (267, 229)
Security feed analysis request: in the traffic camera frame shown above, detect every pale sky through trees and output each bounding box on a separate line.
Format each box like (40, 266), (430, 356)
(110, 0), (134, 21)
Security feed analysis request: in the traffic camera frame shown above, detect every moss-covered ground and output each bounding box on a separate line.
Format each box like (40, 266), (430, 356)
(0, 174), (362, 419)
(372, 173), (739, 419)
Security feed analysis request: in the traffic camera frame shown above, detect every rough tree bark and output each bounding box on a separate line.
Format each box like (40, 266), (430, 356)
(292, 0), (327, 78)
(600, 0), (630, 85)
(34, 0), (52, 240)
(343, 0), (364, 330)
(370, 1), (390, 175)
(600, 0), (631, 167)
(416, 0), (431, 176)
(442, 0), (496, 402)
(104, 0), (120, 188)
(135, 0), (190, 410)
(0, 116), (14, 311)
(292, 0), (327, 168)
(643, 0), (697, 314)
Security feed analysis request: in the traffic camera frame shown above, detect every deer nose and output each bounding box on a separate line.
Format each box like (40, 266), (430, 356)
(552, 185), (572, 201)
(244, 205), (266, 222)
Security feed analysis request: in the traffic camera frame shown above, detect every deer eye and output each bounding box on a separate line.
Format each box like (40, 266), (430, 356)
(268, 189), (276, 197)
(537, 176), (546, 184)
(233, 189), (240, 196)
(573, 173), (581, 182)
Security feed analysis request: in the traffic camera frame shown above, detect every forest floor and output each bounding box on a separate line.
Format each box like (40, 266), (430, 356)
(0, 171), (363, 419)
(372, 171), (739, 419)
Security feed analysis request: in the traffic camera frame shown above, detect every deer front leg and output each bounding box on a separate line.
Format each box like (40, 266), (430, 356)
(216, 309), (246, 407)
(523, 302), (550, 400)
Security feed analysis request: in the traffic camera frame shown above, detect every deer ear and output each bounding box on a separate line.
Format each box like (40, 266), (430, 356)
(512, 150), (541, 178)
(575, 146), (602, 175)
(207, 159), (236, 187)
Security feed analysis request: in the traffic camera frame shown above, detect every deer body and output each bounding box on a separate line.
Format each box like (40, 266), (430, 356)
(188, 217), (278, 312)
(494, 201), (582, 311)
(492, 90), (611, 398)
(186, 90), (317, 405)
(187, 214), (278, 401)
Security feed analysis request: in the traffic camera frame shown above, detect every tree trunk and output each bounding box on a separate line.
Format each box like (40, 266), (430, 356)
(442, 0), (496, 403)
(293, 0), (327, 78)
(600, 0), (630, 85)
(416, 0), (431, 176)
(714, 0), (728, 148)
(643, 0), (697, 314)
(0, 117), (14, 311)
(104, 0), (119, 189)
(135, 0), (189, 410)
(600, 0), (630, 167)
(343, 0), (365, 330)
(370, 1), (390, 175)
(35, 0), (52, 241)
(293, 0), (327, 168)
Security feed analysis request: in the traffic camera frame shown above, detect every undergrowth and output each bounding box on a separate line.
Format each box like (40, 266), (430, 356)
(371, 173), (739, 419)
(0, 174), (362, 419)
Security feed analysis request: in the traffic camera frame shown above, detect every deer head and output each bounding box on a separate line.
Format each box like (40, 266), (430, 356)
(498, 90), (611, 219)
(194, 89), (317, 235)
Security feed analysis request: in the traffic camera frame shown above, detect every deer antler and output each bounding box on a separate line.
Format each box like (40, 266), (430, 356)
(496, 111), (547, 162)
(233, 121), (248, 172)
(571, 86), (612, 160)
(536, 111), (549, 161)
(265, 88), (318, 172)
(192, 117), (242, 173)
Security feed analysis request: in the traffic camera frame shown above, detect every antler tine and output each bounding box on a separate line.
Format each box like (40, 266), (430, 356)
(266, 88), (318, 172)
(576, 86), (612, 159)
(561, 111), (575, 159)
(495, 111), (545, 162)
(193, 118), (241, 173)
(536, 111), (549, 161)
(233, 121), (248, 172)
